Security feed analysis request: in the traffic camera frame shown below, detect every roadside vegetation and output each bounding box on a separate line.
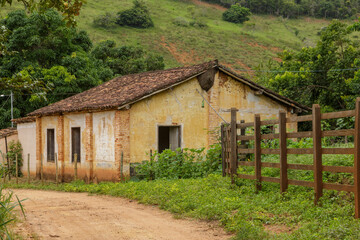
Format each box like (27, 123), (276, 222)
(4, 136), (360, 239)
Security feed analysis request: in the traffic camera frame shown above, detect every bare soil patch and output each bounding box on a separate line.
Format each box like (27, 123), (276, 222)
(11, 189), (232, 240)
(191, 0), (227, 11)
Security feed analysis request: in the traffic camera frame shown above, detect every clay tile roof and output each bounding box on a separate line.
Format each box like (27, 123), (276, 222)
(0, 127), (17, 138)
(12, 116), (36, 124)
(28, 60), (218, 116)
(28, 60), (310, 116)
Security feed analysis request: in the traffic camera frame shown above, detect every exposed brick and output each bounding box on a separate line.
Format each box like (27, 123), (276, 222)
(57, 115), (65, 182)
(85, 113), (94, 181)
(114, 109), (130, 180)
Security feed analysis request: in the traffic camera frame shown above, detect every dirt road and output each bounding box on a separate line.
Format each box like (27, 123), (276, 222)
(11, 189), (231, 240)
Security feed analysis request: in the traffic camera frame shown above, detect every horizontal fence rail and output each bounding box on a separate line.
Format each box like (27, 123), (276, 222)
(221, 98), (360, 219)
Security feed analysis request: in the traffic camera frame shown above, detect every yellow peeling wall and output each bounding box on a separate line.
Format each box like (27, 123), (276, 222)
(0, 134), (18, 167)
(215, 72), (297, 131)
(129, 71), (298, 163)
(129, 77), (210, 163)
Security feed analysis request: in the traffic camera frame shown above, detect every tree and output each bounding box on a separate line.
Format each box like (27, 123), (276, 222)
(265, 20), (360, 111)
(91, 40), (164, 76)
(222, 4), (251, 24)
(0, 9), (165, 129)
(0, 0), (85, 26)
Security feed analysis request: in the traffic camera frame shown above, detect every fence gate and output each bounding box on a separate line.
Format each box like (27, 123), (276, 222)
(221, 98), (360, 219)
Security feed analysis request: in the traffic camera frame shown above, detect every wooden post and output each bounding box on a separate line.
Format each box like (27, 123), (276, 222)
(55, 153), (58, 186)
(27, 154), (30, 184)
(313, 104), (323, 204)
(254, 114), (262, 191)
(5, 136), (10, 181)
(120, 151), (124, 182)
(230, 108), (237, 184)
(41, 155), (44, 184)
(2, 153), (6, 184)
(150, 149), (154, 180)
(74, 153), (78, 181)
(8, 151), (11, 181)
(221, 124), (226, 177)
(279, 111), (288, 192)
(15, 154), (18, 184)
(354, 98), (360, 218)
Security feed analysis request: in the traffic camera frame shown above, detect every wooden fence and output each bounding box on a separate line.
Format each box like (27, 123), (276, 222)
(221, 98), (360, 218)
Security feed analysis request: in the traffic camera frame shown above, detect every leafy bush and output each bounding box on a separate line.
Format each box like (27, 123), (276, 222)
(93, 13), (117, 28)
(116, 0), (154, 28)
(172, 17), (190, 27)
(222, 4), (251, 24)
(136, 144), (222, 180)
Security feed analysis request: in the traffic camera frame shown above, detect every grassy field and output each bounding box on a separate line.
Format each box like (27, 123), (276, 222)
(2, 0), (357, 78)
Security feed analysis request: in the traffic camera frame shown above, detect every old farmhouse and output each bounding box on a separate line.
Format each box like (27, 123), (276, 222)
(13, 60), (309, 182)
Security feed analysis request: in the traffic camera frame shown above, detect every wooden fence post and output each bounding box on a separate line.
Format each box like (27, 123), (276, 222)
(354, 98), (360, 218)
(55, 153), (58, 186)
(313, 104), (323, 204)
(221, 124), (226, 177)
(230, 108), (237, 184)
(8, 154), (11, 181)
(27, 154), (30, 184)
(74, 153), (78, 181)
(2, 153), (6, 184)
(41, 155), (44, 184)
(279, 111), (288, 192)
(254, 114), (262, 191)
(15, 154), (18, 184)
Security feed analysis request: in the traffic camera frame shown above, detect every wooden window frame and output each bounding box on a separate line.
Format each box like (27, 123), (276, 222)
(71, 127), (81, 163)
(47, 128), (55, 162)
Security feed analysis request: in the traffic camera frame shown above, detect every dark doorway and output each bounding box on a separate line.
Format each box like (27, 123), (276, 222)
(158, 126), (181, 153)
(71, 127), (81, 163)
(47, 129), (55, 162)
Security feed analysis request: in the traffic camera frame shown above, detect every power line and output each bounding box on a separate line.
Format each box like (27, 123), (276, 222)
(235, 67), (360, 73)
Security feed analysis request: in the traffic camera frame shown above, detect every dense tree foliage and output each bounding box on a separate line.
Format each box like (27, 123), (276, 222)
(1, 0), (85, 25)
(0, 9), (164, 129)
(222, 4), (251, 24)
(116, 0), (154, 28)
(262, 20), (360, 111)
(199, 0), (359, 19)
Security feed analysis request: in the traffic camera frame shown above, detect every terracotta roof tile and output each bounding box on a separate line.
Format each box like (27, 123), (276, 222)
(28, 60), (310, 116)
(0, 128), (17, 138)
(29, 60), (217, 116)
(12, 116), (36, 124)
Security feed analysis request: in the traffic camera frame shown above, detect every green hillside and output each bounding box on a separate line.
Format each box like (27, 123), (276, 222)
(1, 0), (357, 78)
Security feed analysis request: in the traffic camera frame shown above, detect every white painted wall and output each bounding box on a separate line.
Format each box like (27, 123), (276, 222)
(93, 111), (115, 164)
(17, 122), (36, 174)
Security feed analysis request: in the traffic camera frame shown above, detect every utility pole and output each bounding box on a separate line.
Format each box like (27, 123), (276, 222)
(10, 91), (13, 128)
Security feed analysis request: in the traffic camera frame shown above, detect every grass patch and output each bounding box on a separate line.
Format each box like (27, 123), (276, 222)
(4, 173), (360, 240)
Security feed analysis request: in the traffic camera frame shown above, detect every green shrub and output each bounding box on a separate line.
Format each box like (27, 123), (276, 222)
(222, 4), (251, 24)
(6, 140), (23, 177)
(116, 0), (154, 28)
(93, 12), (117, 28)
(136, 144), (222, 180)
(172, 17), (190, 27)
